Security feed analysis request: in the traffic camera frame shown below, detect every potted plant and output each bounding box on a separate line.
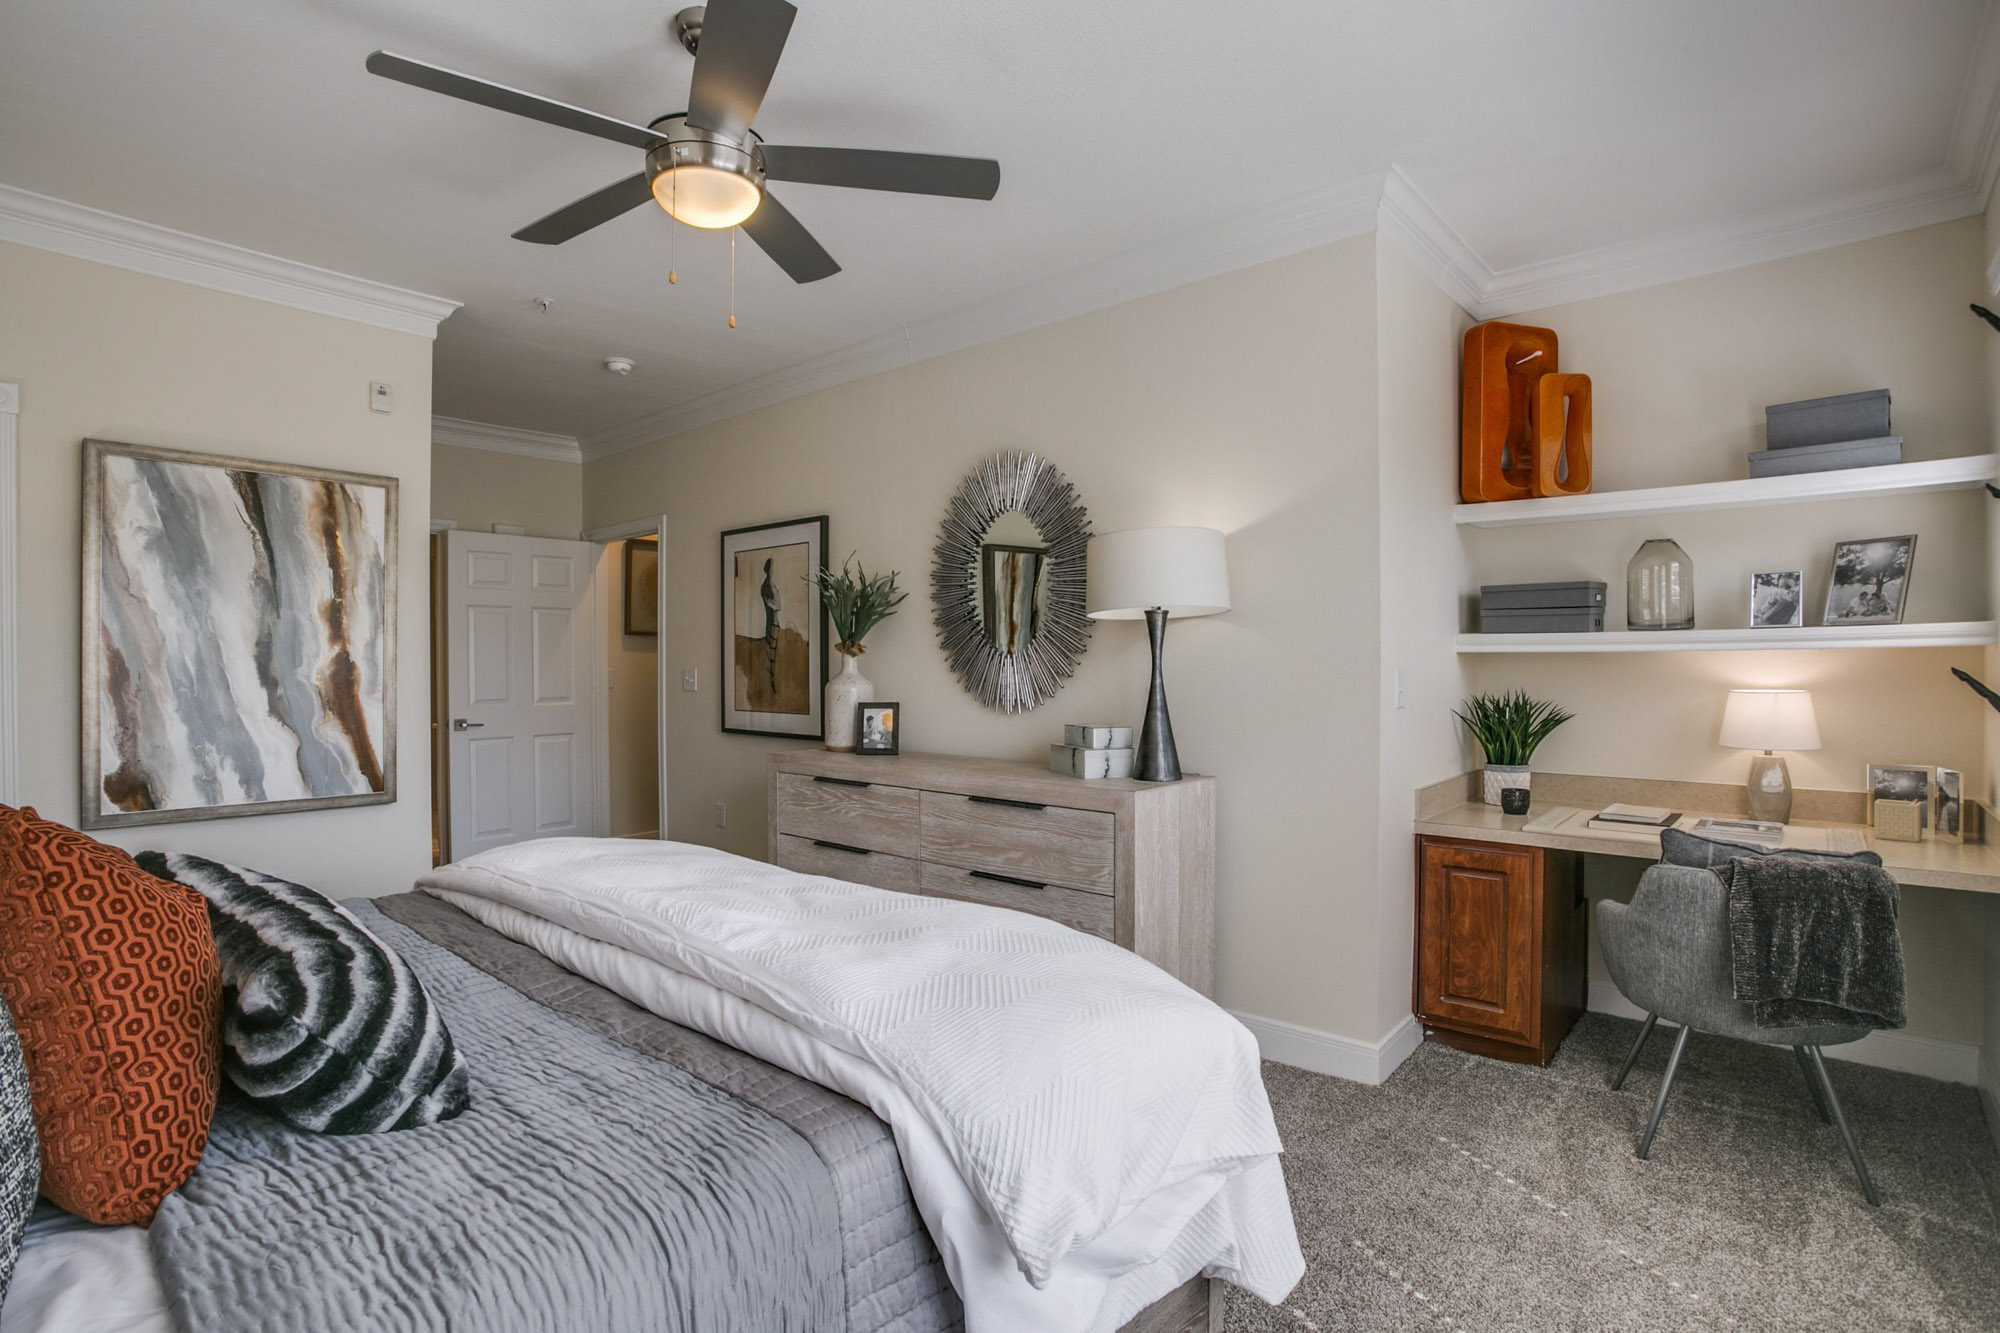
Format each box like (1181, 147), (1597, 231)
(810, 556), (908, 752)
(1453, 690), (1575, 811)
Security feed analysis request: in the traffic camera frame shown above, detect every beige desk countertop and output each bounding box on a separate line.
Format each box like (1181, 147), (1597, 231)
(1416, 800), (2000, 896)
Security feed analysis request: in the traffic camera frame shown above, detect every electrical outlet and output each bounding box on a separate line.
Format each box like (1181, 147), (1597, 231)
(682, 667), (699, 692)
(712, 802), (727, 828)
(1393, 666), (1407, 710)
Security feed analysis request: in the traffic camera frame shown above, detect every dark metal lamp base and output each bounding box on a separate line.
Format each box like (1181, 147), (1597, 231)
(1136, 608), (1181, 782)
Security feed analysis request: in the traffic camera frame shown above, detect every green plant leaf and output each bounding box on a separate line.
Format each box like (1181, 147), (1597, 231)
(808, 554), (908, 653)
(1453, 689), (1575, 766)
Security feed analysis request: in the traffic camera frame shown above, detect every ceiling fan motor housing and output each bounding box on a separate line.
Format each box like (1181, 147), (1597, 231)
(646, 114), (765, 227)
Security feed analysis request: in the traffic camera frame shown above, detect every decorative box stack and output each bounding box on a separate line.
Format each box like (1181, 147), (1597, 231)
(1749, 389), (1900, 477)
(1050, 725), (1134, 779)
(1478, 581), (1607, 633)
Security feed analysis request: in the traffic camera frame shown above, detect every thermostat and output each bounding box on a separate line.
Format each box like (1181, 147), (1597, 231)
(370, 381), (393, 413)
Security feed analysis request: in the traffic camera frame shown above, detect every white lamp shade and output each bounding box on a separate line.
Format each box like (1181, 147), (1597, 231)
(1085, 527), (1232, 620)
(1719, 689), (1821, 752)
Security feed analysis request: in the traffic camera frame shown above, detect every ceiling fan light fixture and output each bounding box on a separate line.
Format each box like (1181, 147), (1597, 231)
(651, 163), (762, 228)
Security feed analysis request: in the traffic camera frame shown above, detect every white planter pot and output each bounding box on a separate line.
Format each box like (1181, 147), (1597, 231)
(1482, 765), (1531, 806)
(824, 650), (874, 751)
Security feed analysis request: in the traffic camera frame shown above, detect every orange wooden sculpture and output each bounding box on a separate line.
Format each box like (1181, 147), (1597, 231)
(1460, 321), (1558, 502)
(1530, 372), (1592, 497)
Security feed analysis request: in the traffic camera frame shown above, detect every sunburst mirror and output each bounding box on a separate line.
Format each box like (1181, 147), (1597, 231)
(930, 451), (1092, 713)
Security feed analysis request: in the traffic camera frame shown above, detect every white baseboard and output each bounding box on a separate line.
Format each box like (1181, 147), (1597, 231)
(1586, 980), (1978, 1085)
(613, 829), (661, 841)
(1230, 1010), (1422, 1086)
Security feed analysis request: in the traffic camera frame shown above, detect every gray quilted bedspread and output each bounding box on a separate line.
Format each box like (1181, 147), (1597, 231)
(148, 894), (960, 1333)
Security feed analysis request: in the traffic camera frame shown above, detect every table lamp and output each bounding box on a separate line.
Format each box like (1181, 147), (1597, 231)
(1718, 688), (1820, 823)
(1085, 527), (1231, 782)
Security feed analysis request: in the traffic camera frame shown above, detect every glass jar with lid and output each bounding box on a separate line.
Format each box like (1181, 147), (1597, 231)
(1627, 538), (1694, 630)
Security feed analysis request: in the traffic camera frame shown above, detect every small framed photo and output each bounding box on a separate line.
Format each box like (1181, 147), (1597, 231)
(1934, 767), (1965, 843)
(623, 537), (659, 636)
(1825, 535), (1916, 626)
(1749, 570), (1803, 628)
(856, 701), (900, 756)
(1866, 763), (1933, 829)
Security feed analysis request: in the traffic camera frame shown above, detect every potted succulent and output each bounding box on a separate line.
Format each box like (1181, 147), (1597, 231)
(1454, 690), (1575, 812)
(810, 556), (908, 751)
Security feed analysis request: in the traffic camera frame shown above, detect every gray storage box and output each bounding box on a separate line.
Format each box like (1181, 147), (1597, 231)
(1478, 606), (1605, 634)
(1765, 389), (1890, 450)
(1480, 580), (1607, 611)
(1747, 435), (1902, 478)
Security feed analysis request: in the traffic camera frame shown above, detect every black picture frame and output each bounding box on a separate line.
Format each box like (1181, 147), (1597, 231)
(720, 515), (829, 739)
(623, 537), (659, 636)
(856, 701), (901, 755)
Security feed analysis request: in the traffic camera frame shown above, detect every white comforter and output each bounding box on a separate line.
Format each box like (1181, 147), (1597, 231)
(418, 838), (1302, 1333)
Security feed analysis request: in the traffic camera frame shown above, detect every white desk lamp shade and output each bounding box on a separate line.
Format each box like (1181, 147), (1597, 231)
(1718, 689), (1821, 751)
(1085, 527), (1232, 619)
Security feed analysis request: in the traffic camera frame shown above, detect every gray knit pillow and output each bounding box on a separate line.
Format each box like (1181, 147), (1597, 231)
(1659, 827), (1882, 872)
(0, 996), (39, 1300)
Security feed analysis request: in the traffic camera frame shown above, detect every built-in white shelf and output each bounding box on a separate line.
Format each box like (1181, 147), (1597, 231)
(1454, 454), (1997, 529)
(1457, 621), (1998, 654)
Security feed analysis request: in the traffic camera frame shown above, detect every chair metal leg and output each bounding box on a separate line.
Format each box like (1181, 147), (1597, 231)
(1636, 1023), (1692, 1160)
(1793, 1045), (1832, 1124)
(1804, 1046), (1880, 1206)
(1610, 1013), (1659, 1091)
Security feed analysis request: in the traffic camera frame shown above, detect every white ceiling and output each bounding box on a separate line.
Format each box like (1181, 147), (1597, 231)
(2, 0), (1995, 449)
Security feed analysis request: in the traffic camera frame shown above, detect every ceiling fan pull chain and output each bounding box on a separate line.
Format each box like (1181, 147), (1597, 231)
(728, 226), (737, 329)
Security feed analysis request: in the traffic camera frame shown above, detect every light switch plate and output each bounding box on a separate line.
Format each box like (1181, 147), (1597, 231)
(369, 381), (392, 413)
(682, 668), (699, 692)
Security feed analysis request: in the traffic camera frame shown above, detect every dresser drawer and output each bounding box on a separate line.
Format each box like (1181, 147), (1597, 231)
(775, 834), (920, 894)
(918, 863), (1114, 940)
(775, 773), (920, 857)
(918, 792), (1115, 894)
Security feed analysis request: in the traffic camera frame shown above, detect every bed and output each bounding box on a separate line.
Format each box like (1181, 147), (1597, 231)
(0, 839), (1302, 1333)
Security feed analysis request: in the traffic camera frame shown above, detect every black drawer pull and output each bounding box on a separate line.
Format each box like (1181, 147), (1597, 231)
(968, 870), (1048, 891)
(812, 840), (871, 857)
(812, 776), (871, 789)
(968, 795), (1047, 812)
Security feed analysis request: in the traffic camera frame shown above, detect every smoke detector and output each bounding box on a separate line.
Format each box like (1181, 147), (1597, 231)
(604, 357), (635, 376)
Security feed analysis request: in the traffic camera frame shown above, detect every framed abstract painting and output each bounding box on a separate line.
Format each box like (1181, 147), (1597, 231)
(80, 439), (398, 828)
(719, 515), (828, 738)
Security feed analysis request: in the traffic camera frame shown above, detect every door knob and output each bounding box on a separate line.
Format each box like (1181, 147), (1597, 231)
(452, 718), (485, 731)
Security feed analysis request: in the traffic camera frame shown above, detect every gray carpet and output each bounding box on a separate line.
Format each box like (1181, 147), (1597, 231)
(1223, 1014), (2000, 1332)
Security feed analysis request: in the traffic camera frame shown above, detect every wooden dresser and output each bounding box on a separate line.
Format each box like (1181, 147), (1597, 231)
(1414, 835), (1585, 1065)
(768, 751), (1215, 995)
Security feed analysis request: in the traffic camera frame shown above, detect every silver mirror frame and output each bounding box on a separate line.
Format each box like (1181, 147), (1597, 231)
(930, 451), (1092, 713)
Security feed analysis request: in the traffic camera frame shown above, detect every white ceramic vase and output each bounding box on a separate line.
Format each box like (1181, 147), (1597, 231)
(1483, 765), (1531, 807)
(824, 649), (874, 751)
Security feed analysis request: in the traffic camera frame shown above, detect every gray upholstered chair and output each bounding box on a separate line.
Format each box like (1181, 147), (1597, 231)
(1597, 863), (1879, 1205)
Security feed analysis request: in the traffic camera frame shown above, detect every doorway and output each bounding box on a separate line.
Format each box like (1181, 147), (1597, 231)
(601, 536), (661, 839)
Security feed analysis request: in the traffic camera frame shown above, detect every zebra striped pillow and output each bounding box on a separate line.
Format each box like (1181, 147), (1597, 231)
(137, 854), (471, 1135)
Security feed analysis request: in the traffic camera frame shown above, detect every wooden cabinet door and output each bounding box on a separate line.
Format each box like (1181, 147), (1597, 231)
(1417, 839), (1540, 1043)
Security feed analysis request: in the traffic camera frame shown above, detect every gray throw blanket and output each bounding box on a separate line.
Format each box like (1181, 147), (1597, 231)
(149, 901), (846, 1333)
(1724, 855), (1906, 1030)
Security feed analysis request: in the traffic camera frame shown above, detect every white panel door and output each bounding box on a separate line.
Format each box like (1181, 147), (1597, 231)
(445, 531), (599, 858)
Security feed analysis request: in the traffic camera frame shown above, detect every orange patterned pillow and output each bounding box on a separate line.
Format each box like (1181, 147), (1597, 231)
(0, 807), (220, 1224)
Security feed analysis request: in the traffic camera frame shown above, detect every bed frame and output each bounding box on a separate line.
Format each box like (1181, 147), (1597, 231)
(1121, 1276), (1215, 1333)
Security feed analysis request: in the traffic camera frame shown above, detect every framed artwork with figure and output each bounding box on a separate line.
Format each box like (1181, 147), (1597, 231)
(720, 516), (828, 738)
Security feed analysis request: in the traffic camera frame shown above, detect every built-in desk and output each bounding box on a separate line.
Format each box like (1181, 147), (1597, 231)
(1415, 800), (2000, 896)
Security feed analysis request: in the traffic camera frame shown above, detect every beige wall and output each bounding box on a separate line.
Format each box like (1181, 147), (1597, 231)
(1463, 218), (1996, 1053)
(431, 441), (582, 538)
(599, 539), (661, 838)
(1982, 185), (2000, 1137)
(0, 240), (436, 896)
(1373, 235), (1475, 1035)
(583, 238), (1388, 1042)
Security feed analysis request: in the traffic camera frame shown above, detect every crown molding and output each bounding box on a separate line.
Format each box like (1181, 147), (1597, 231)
(1375, 165), (1486, 316)
(0, 184), (460, 339)
(579, 170), (1386, 459)
(432, 415), (582, 463)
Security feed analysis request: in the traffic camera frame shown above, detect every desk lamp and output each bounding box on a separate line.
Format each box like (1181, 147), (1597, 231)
(1085, 528), (1231, 782)
(1719, 688), (1820, 823)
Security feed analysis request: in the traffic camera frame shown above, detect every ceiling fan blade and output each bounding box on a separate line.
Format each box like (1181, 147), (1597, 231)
(513, 174), (657, 245)
(684, 0), (797, 139)
(760, 146), (1000, 200)
(366, 51), (666, 152)
(740, 191), (839, 283)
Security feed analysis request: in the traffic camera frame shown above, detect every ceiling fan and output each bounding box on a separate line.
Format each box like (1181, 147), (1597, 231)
(366, 0), (1000, 284)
